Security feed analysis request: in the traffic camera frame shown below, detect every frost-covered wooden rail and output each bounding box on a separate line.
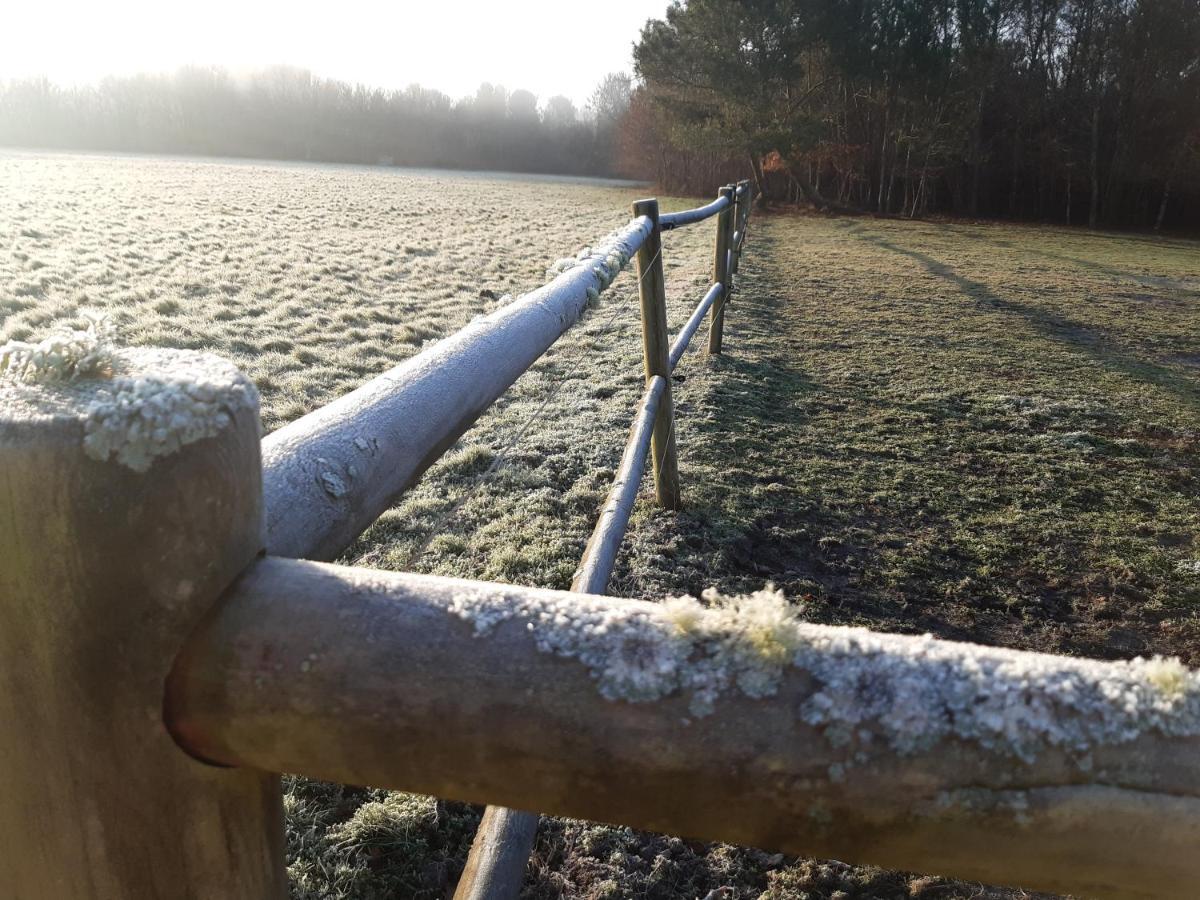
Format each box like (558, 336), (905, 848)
(452, 187), (745, 898)
(173, 562), (1200, 900)
(3, 178), (1200, 900)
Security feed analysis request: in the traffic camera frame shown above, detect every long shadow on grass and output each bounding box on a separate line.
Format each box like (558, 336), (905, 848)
(938, 221), (1200, 252)
(667, 229), (827, 590)
(838, 222), (1200, 413)
(940, 224), (1200, 295)
(659, 228), (994, 642)
(638, 220), (1198, 656)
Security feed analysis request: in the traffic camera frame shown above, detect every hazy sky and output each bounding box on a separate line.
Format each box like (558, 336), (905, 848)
(1, 0), (673, 107)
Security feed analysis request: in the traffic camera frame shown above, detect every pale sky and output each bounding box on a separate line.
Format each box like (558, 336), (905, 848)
(0, 0), (673, 107)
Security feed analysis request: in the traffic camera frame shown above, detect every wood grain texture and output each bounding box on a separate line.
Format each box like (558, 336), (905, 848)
(0, 362), (285, 898)
(632, 198), (681, 510)
(452, 379), (667, 900)
(452, 807), (540, 900)
(669, 283), (722, 371)
(170, 558), (1200, 900)
(261, 216), (653, 562)
(731, 184), (745, 274)
(707, 186), (735, 354)
(571, 375), (666, 595)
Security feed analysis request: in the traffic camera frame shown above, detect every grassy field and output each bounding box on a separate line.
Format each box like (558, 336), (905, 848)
(4, 151), (1200, 898)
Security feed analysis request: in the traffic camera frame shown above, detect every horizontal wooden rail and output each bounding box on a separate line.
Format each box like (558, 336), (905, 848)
(669, 282), (722, 370)
(454, 375), (669, 900)
(2, 180), (757, 899)
(453, 187), (742, 893)
(659, 194), (732, 230)
(261, 216), (652, 561)
(573, 375), (666, 592)
(168, 557), (1200, 900)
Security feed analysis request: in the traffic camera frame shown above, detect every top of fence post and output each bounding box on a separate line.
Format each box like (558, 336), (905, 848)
(0, 345), (286, 897)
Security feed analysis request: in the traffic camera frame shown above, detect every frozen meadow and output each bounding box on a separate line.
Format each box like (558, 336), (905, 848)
(5, 150), (1200, 899)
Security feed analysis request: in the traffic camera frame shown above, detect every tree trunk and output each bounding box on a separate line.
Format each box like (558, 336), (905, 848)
(1009, 135), (1021, 218)
(1155, 178), (1172, 232)
(748, 153), (768, 205)
(969, 90), (985, 217)
(912, 171), (926, 219)
(1088, 100), (1101, 229)
(877, 105), (891, 213)
(901, 141), (913, 216)
(788, 164), (858, 214)
(884, 135), (898, 215)
(1154, 145), (1186, 232)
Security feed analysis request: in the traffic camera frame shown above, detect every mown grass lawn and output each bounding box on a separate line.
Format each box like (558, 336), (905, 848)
(696, 215), (1200, 663)
(5, 152), (1199, 898)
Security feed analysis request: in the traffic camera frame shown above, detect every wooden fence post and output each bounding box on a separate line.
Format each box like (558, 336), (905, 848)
(0, 350), (286, 897)
(739, 180), (748, 241)
(739, 179), (753, 265)
(631, 198), (682, 509)
(731, 183), (746, 275)
(452, 806), (538, 900)
(707, 185), (736, 355)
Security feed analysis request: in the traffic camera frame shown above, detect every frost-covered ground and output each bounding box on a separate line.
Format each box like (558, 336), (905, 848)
(5, 151), (1200, 899)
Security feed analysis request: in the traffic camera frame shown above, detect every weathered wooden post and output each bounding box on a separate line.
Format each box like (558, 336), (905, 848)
(0, 346), (286, 897)
(744, 180), (754, 237)
(730, 183), (746, 275)
(453, 806), (538, 900)
(631, 198), (681, 509)
(707, 185), (735, 355)
(740, 180), (753, 262)
(741, 180), (750, 239)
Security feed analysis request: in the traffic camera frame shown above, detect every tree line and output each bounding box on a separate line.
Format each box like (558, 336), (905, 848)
(0, 68), (632, 178)
(624, 0), (1200, 230)
(4, 1), (1196, 231)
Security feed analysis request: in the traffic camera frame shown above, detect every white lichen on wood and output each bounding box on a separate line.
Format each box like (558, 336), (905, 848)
(545, 224), (641, 300)
(0, 311), (114, 383)
(1, 333), (257, 472)
(83, 352), (257, 471)
(444, 584), (1200, 760)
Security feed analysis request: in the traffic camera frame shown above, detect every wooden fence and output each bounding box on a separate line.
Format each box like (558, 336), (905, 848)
(2, 179), (1199, 900)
